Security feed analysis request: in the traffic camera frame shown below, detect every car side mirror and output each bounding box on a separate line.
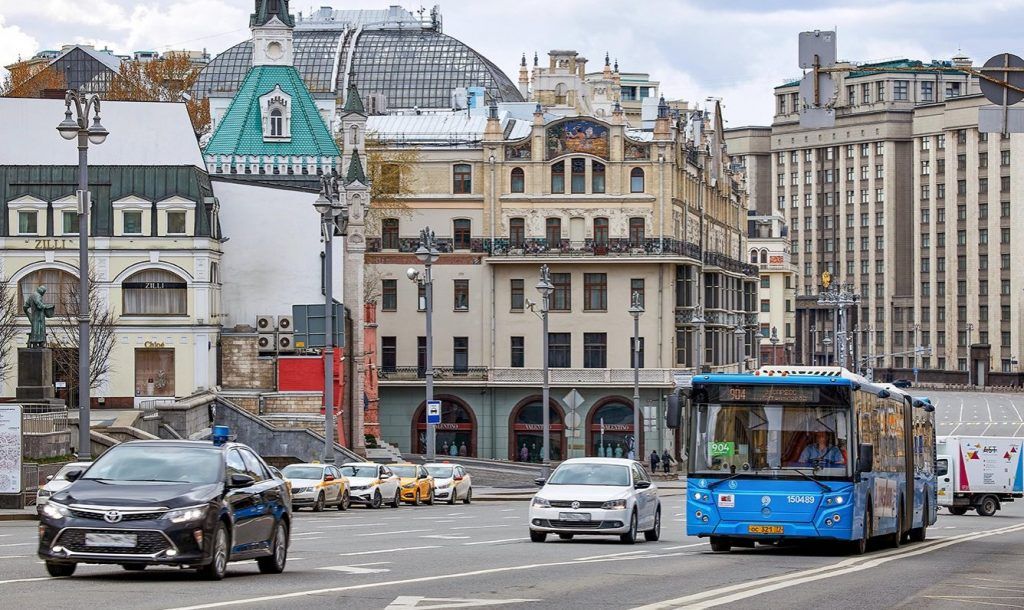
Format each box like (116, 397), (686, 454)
(45, 475), (54, 482)
(324, 475), (336, 482)
(380, 473), (391, 480)
(634, 480), (652, 489)
(534, 477), (546, 486)
(856, 443), (874, 473)
(228, 473), (255, 488)
(65, 469), (83, 482)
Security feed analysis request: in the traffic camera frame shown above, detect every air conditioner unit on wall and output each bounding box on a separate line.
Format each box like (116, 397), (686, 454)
(258, 334), (275, 353)
(256, 315), (276, 332)
(277, 315), (293, 331)
(277, 333), (295, 353)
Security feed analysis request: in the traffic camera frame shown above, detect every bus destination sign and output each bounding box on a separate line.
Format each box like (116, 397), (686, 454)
(719, 385), (820, 404)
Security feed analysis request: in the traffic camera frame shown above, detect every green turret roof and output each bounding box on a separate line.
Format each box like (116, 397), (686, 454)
(204, 65), (339, 158)
(345, 150), (366, 185)
(250, 0), (295, 28)
(343, 78), (365, 114)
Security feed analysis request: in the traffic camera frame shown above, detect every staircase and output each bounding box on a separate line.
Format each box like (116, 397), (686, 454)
(366, 441), (404, 463)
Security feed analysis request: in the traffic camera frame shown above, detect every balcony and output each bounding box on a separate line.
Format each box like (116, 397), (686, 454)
(377, 367), (676, 386)
(376, 366), (489, 382)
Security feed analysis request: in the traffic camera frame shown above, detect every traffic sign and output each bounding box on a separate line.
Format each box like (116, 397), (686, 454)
(980, 53), (1024, 106)
(426, 400), (441, 425)
(913, 368), (920, 375)
(563, 389), (584, 412)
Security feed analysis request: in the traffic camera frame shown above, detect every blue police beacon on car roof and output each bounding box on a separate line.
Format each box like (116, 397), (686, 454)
(212, 425), (231, 446)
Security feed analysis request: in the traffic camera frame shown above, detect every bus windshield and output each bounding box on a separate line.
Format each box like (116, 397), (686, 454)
(691, 402), (852, 478)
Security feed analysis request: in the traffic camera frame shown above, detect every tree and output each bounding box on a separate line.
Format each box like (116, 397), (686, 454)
(47, 266), (117, 395)
(336, 134), (419, 235)
(0, 63), (66, 98)
(0, 279), (20, 387)
(106, 52), (211, 137)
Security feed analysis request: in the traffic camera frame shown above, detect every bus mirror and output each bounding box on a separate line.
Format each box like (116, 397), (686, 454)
(666, 392), (681, 429)
(856, 443), (874, 473)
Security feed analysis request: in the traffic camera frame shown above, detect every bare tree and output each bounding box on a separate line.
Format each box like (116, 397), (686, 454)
(0, 279), (20, 386)
(48, 267), (117, 394)
(362, 265), (383, 305)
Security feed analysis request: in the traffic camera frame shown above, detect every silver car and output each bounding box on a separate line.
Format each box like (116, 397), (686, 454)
(36, 462), (91, 505)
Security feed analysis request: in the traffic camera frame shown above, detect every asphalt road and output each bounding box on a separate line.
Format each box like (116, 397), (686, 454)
(4, 492), (1024, 609)
(928, 390), (1024, 438)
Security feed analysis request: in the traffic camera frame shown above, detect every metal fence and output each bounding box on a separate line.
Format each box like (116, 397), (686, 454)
(23, 410), (69, 434)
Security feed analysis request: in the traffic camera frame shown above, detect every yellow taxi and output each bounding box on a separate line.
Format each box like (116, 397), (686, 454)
(390, 463), (434, 505)
(281, 463), (350, 511)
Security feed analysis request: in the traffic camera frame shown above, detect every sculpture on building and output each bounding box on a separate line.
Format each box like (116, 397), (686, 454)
(23, 286), (55, 348)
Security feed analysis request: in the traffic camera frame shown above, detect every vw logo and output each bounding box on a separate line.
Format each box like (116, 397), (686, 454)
(571, 501), (580, 509)
(761, 496), (772, 506)
(103, 510), (123, 523)
(728, 480), (738, 490)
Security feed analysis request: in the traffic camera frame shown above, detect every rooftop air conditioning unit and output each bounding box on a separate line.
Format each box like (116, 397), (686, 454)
(256, 315), (276, 332)
(257, 334), (275, 353)
(277, 333), (295, 353)
(277, 315), (293, 331)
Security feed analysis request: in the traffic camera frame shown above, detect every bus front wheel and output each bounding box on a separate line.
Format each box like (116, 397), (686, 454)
(851, 507), (871, 555)
(709, 537), (731, 552)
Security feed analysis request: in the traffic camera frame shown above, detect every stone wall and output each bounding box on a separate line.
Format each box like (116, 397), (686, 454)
(23, 431), (72, 460)
(263, 392), (323, 414)
(221, 333), (276, 390)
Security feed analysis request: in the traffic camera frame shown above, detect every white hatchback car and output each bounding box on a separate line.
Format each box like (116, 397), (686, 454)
(424, 463), (473, 504)
(36, 462), (91, 505)
(528, 457), (660, 544)
(340, 462), (402, 509)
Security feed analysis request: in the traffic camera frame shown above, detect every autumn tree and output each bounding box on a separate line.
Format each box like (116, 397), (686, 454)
(357, 135), (420, 234)
(0, 278), (19, 387)
(0, 63), (66, 98)
(48, 266), (117, 395)
(106, 52), (211, 137)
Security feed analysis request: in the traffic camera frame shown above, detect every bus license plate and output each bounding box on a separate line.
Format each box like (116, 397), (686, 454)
(747, 525), (783, 535)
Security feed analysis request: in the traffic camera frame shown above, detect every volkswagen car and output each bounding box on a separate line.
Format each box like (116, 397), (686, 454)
(339, 462), (401, 509)
(36, 462), (91, 506)
(37, 430), (291, 580)
(528, 458), (661, 544)
(425, 463), (473, 504)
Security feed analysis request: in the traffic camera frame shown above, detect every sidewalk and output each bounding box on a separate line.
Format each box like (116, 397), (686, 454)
(0, 506), (38, 521)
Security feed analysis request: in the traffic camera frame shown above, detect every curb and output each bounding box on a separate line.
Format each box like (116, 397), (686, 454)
(0, 513), (38, 521)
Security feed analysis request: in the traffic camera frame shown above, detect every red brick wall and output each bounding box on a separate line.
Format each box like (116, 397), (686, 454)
(364, 303), (380, 439)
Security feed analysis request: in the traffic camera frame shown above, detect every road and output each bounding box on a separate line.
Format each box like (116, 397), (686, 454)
(929, 390), (1024, 438)
(4, 493), (1024, 609)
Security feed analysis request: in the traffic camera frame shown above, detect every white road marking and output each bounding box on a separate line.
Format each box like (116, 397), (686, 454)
(452, 525), (513, 530)
(293, 536), (324, 541)
(355, 529), (430, 537)
(338, 546), (441, 557)
(661, 543), (706, 550)
(446, 512), (465, 516)
(384, 596), (540, 609)
(500, 509), (516, 512)
(462, 538), (521, 545)
(317, 562), (391, 575)
(982, 423), (993, 435)
(1015, 423), (1024, 438)
(1009, 399), (1022, 421)
(632, 522), (1024, 609)
(503, 517), (520, 520)
(959, 398), (964, 422)
(0, 543), (33, 548)
(323, 524), (370, 529)
(0, 577), (56, 586)
(0, 556), (27, 559)
(573, 549), (649, 561)
(420, 535), (471, 540)
(293, 531), (324, 536)
(986, 397), (993, 421)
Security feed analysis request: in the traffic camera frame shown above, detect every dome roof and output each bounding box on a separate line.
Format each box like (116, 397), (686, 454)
(194, 28), (523, 110)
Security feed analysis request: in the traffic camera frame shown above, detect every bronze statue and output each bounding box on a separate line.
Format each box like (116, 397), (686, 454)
(23, 285), (55, 348)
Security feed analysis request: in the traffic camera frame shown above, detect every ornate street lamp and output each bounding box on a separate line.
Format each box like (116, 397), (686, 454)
(629, 291), (644, 460)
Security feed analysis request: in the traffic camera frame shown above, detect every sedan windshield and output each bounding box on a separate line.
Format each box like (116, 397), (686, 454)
(548, 463), (630, 486)
(390, 466), (417, 478)
(281, 466), (324, 480)
(340, 465), (378, 478)
(426, 466), (453, 479)
(82, 445), (222, 484)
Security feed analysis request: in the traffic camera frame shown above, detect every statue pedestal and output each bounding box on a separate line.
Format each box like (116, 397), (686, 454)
(16, 347), (55, 401)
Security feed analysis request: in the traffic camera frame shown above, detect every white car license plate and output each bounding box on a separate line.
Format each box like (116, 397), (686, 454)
(85, 533), (137, 548)
(558, 512), (591, 521)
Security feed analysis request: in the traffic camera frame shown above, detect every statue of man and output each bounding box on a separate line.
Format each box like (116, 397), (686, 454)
(24, 285), (55, 348)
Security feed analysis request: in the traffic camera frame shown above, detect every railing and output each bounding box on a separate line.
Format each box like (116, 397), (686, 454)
(489, 368), (676, 385)
(138, 399), (179, 412)
(23, 410), (69, 434)
(377, 366), (490, 381)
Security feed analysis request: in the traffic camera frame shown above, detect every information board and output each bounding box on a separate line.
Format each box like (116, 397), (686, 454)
(0, 405), (23, 495)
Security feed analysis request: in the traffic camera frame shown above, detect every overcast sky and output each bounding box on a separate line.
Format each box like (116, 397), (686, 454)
(1, 0), (1022, 125)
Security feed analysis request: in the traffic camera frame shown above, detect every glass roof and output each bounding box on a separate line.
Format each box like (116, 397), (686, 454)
(193, 29), (523, 108)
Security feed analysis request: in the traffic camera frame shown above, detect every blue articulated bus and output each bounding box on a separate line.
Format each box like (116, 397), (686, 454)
(667, 367), (937, 554)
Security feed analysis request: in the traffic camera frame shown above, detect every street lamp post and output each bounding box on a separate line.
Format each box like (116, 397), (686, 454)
(913, 323), (921, 386)
(966, 322), (975, 386)
(535, 265), (554, 477)
(769, 326), (780, 366)
(629, 291), (644, 460)
(408, 228), (440, 460)
(57, 90), (108, 461)
(734, 325), (746, 373)
(314, 175), (350, 464)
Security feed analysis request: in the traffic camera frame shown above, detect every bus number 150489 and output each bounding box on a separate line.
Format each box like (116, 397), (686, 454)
(787, 495), (816, 504)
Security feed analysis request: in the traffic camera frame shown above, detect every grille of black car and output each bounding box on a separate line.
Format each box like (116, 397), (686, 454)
(69, 508), (166, 521)
(56, 529), (172, 555)
(548, 500), (605, 509)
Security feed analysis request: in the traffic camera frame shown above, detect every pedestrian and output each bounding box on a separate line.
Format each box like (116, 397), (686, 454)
(520, 444), (529, 462)
(441, 441), (449, 455)
(459, 442), (467, 457)
(650, 450), (660, 473)
(614, 444), (624, 458)
(449, 442), (458, 457)
(662, 449), (673, 474)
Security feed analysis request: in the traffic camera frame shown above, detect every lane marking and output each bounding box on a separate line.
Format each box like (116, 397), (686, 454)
(0, 556), (28, 559)
(293, 531), (324, 536)
(452, 525), (513, 531)
(0, 543), (33, 548)
(1009, 399), (1022, 422)
(385, 596), (540, 609)
(355, 529), (430, 537)
(500, 509), (516, 512)
(338, 546), (441, 557)
(922, 596), (1024, 608)
(462, 538), (521, 546)
(318, 562), (391, 575)
(632, 522), (1024, 609)
(574, 549), (649, 561)
(661, 543), (706, 550)
(420, 535), (471, 540)
(986, 397), (993, 422)
(0, 576), (56, 585)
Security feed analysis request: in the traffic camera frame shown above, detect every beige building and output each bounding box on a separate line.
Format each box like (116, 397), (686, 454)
(365, 54), (757, 461)
(747, 214), (796, 365)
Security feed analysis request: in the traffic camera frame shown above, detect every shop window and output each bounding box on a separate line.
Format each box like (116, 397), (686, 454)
(122, 269), (187, 315)
(135, 348), (175, 397)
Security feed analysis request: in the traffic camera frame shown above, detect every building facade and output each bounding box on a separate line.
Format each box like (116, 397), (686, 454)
(747, 214), (796, 365)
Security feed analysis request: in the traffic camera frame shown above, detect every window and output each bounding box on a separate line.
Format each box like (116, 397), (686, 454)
(630, 168), (645, 193)
(551, 161), (565, 193)
(946, 81), (962, 99)
(453, 337), (468, 372)
(937, 183), (945, 199)
(546, 217), (561, 246)
(583, 333), (607, 368)
(453, 279), (469, 311)
(760, 299), (770, 313)
(381, 337), (396, 372)
(510, 336), (524, 367)
(382, 218), (399, 250)
(571, 158), (586, 193)
(510, 167), (525, 193)
(979, 153), (988, 168)
(584, 273), (607, 311)
(877, 81), (885, 101)
(19, 268), (76, 316)
(894, 80), (909, 100)
(592, 161), (605, 193)
(417, 337), (426, 373)
(61, 211), (79, 234)
(17, 210), (37, 235)
(761, 276), (771, 288)
(122, 269), (187, 315)
(921, 81), (934, 102)
(123, 211), (143, 235)
(167, 211), (187, 235)
(135, 348), (175, 397)
(631, 278), (645, 308)
(778, 95), (787, 114)
(847, 85), (856, 105)
(628, 217), (645, 246)
(548, 333), (571, 368)
(551, 273), (571, 311)
(1001, 176), (1011, 193)
(381, 279), (397, 311)
(269, 108), (283, 137)
(453, 219), (471, 249)
(630, 337), (645, 368)
(1001, 150), (1011, 166)
(921, 160), (930, 175)
(510, 279), (524, 311)
(453, 163), (472, 194)
(593, 218), (609, 245)
(862, 83), (870, 104)
(1002, 201), (1011, 218)
(509, 218), (525, 248)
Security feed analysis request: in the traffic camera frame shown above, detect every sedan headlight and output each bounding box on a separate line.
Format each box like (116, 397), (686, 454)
(163, 506), (207, 524)
(435, 482), (451, 489)
(292, 487), (312, 494)
(41, 502), (69, 520)
(601, 499), (628, 510)
(531, 496), (551, 508)
(402, 483), (416, 489)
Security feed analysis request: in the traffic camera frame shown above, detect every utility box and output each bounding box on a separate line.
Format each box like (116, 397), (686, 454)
(292, 303), (345, 349)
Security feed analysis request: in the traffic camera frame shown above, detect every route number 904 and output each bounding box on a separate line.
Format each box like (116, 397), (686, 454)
(786, 495), (816, 504)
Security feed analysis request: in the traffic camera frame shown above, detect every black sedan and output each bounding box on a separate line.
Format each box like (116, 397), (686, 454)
(38, 438), (291, 580)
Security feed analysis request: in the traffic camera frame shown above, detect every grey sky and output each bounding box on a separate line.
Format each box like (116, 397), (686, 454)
(1, 0), (1022, 125)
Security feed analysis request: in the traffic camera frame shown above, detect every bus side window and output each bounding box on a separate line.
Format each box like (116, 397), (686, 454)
(935, 459), (948, 477)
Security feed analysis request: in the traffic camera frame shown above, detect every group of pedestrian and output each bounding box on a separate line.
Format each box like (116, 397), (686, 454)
(649, 449), (674, 474)
(441, 440), (468, 457)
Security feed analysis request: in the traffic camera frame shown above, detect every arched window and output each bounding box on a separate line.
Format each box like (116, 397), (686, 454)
(630, 167), (645, 193)
(509, 217), (525, 247)
(453, 163), (472, 194)
(509, 399), (565, 462)
(413, 398), (476, 457)
(554, 83), (567, 105)
(588, 399), (639, 457)
(593, 217), (609, 246)
(350, 124), (359, 146)
(760, 249), (768, 264)
(122, 269), (187, 315)
(570, 158), (586, 193)
(19, 268), (77, 316)
(270, 108), (283, 137)
(592, 161), (606, 193)
(510, 167), (525, 193)
(551, 161), (565, 194)
(750, 249), (759, 263)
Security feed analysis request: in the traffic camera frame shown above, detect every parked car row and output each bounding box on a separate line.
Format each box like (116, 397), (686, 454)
(280, 461), (473, 510)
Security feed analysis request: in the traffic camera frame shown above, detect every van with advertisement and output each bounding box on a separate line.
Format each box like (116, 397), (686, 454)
(936, 435), (1024, 516)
